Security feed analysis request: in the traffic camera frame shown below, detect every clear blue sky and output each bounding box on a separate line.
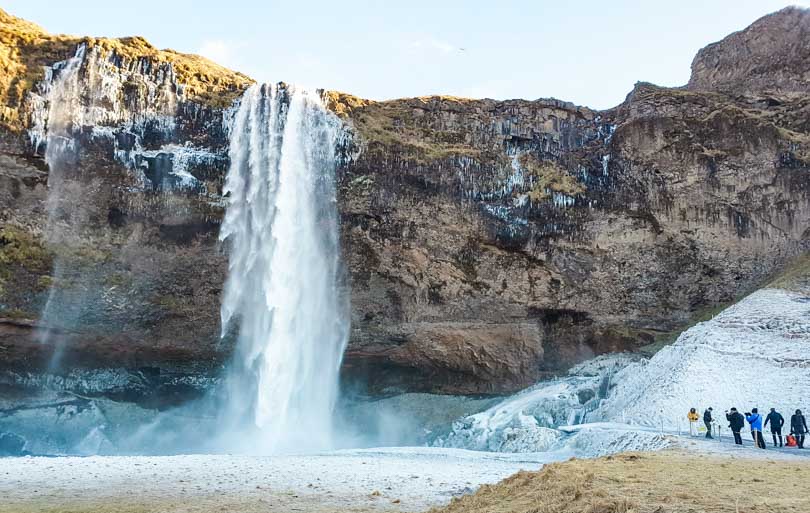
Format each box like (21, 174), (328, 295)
(4, 1), (807, 109)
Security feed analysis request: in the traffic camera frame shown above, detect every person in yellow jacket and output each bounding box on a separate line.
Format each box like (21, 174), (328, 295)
(688, 408), (700, 436)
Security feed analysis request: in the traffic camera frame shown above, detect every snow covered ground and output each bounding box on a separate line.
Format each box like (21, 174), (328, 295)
(3, 287), (808, 511)
(2, 435), (807, 513)
(0, 448), (557, 512)
(432, 288), (810, 453)
(593, 288), (810, 430)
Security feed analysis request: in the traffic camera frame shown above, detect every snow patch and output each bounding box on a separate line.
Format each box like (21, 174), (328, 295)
(591, 288), (810, 430)
(566, 426), (674, 457)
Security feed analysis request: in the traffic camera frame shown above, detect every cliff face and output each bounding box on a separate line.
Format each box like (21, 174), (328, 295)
(0, 9), (252, 405)
(0, 8), (808, 403)
(687, 6), (810, 95)
(333, 80), (809, 394)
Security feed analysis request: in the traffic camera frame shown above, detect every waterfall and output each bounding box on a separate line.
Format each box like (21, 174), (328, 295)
(34, 45), (87, 370)
(218, 83), (349, 453)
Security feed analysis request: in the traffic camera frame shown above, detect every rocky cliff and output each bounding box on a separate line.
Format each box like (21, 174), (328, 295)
(0, 7), (808, 405)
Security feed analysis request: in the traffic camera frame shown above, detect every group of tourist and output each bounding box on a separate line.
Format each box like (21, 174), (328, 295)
(687, 407), (808, 449)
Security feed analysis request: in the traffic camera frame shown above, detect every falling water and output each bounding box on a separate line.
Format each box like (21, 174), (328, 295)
(218, 83), (349, 453)
(34, 45), (87, 370)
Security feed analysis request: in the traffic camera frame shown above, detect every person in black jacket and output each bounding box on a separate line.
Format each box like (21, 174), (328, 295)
(790, 409), (808, 449)
(703, 407), (714, 439)
(764, 408), (785, 447)
(726, 407), (745, 445)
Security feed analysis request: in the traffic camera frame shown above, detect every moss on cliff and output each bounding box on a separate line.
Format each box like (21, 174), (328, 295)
(0, 9), (80, 130)
(518, 154), (584, 201)
(624, 83), (810, 163)
(767, 252), (810, 292)
(90, 36), (254, 108)
(0, 224), (52, 294)
(0, 8), (253, 131)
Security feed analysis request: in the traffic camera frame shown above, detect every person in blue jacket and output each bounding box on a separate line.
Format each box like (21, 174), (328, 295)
(746, 408), (766, 449)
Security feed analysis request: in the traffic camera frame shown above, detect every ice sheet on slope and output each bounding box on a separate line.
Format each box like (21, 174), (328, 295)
(433, 354), (637, 452)
(592, 289), (810, 430)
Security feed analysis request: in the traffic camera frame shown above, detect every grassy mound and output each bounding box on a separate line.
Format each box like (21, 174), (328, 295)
(430, 451), (810, 513)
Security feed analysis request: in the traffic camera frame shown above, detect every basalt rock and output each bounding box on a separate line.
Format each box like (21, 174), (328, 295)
(0, 7), (808, 402)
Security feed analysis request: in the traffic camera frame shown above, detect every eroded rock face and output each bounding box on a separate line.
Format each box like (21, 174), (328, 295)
(0, 7), (808, 402)
(688, 6), (810, 95)
(334, 81), (809, 393)
(0, 27), (240, 406)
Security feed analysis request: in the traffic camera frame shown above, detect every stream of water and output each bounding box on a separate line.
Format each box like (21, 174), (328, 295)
(218, 83), (348, 453)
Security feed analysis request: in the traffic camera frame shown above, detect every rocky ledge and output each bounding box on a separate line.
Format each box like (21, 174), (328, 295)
(0, 7), (808, 404)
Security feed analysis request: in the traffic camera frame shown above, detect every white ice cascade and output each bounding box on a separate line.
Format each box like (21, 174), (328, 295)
(218, 83), (348, 453)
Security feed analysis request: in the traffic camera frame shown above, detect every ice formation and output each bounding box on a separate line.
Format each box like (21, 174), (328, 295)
(592, 288), (810, 430)
(27, 43), (220, 192)
(434, 355), (638, 453)
(435, 287), (810, 456)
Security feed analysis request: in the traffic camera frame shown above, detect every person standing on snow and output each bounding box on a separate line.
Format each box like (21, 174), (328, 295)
(764, 408), (785, 447)
(687, 408), (700, 436)
(790, 409), (808, 449)
(703, 407), (714, 439)
(746, 408), (766, 449)
(726, 408), (745, 445)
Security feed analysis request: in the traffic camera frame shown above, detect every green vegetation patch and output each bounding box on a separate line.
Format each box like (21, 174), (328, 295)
(0, 225), (51, 270)
(767, 252), (810, 292)
(0, 224), (52, 294)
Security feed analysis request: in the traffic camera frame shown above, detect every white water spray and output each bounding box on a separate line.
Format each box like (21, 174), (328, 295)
(218, 83), (348, 453)
(34, 45), (86, 369)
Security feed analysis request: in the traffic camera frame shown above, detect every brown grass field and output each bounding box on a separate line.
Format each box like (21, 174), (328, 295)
(430, 451), (810, 513)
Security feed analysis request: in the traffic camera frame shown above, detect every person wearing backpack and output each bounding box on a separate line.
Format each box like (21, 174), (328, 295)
(726, 408), (745, 445)
(790, 409), (808, 449)
(764, 408), (785, 447)
(745, 408), (766, 449)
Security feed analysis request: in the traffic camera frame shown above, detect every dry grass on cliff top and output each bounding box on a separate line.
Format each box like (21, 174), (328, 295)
(430, 451), (810, 513)
(0, 8), (252, 130)
(326, 91), (486, 163)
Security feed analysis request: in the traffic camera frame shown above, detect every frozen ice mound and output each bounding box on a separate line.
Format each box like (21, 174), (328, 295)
(563, 424), (674, 457)
(433, 288), (809, 456)
(591, 289), (810, 430)
(433, 354), (638, 452)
